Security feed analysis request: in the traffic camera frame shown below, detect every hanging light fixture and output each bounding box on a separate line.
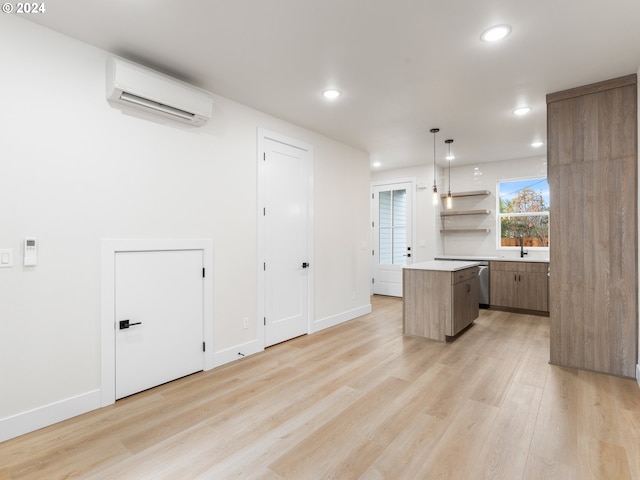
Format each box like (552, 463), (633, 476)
(445, 139), (454, 209)
(430, 128), (439, 205)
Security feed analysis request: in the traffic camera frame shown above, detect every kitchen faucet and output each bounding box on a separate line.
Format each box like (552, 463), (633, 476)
(519, 235), (528, 258)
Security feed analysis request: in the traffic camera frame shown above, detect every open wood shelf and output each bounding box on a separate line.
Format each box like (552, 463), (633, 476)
(440, 190), (490, 198)
(440, 228), (491, 233)
(440, 209), (490, 217)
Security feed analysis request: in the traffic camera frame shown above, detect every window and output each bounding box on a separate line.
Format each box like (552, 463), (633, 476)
(379, 188), (407, 265)
(497, 178), (549, 248)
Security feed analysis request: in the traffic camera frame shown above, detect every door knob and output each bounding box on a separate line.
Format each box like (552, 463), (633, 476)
(301, 262), (310, 269)
(119, 319), (142, 330)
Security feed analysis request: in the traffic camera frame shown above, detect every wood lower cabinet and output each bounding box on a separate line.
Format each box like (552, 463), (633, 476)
(489, 261), (548, 313)
(403, 266), (479, 342)
(452, 273), (479, 334)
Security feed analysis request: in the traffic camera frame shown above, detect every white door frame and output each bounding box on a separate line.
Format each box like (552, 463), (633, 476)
(370, 178), (417, 295)
(100, 238), (214, 407)
(256, 128), (314, 349)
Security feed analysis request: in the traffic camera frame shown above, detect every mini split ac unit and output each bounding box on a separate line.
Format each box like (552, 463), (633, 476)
(106, 57), (213, 126)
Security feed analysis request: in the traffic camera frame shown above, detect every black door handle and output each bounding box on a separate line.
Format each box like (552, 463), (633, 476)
(119, 319), (142, 330)
(301, 262), (310, 269)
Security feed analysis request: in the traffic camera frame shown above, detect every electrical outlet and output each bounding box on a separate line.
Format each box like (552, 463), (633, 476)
(243, 317), (248, 329)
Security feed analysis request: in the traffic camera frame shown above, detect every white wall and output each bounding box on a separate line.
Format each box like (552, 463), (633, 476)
(0, 15), (371, 436)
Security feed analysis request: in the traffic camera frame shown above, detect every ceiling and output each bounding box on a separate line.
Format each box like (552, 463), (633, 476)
(21, 0), (640, 170)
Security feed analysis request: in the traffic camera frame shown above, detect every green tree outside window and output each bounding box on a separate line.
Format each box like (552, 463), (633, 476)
(498, 179), (549, 248)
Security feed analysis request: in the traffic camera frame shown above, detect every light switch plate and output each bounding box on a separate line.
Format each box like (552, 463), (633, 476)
(0, 249), (13, 268)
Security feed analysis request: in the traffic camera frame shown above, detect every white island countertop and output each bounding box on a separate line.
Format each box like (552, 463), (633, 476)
(404, 260), (481, 272)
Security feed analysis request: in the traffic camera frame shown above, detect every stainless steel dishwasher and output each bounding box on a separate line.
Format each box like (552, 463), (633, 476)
(477, 262), (489, 308)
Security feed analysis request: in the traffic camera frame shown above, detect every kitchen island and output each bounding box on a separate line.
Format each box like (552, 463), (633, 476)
(403, 261), (480, 342)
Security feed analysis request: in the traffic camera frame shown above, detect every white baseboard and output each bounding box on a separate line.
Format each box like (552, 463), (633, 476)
(0, 389), (101, 443)
(313, 303), (372, 333)
(210, 339), (262, 370)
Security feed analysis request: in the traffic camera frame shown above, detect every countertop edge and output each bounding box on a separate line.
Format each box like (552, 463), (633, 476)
(404, 260), (482, 272)
(435, 255), (549, 264)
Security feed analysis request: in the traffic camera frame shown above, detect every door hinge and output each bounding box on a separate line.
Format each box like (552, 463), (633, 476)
(372, 221), (374, 228)
(372, 249), (375, 256)
(263, 207), (266, 216)
(372, 278), (375, 284)
(263, 152), (266, 161)
(372, 193), (374, 199)
(264, 317), (266, 326)
(202, 268), (205, 278)
(202, 342), (206, 352)
(264, 262), (266, 271)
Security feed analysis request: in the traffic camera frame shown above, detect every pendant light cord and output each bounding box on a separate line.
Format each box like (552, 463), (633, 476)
(434, 134), (437, 186)
(445, 139), (454, 194)
(430, 128), (439, 189)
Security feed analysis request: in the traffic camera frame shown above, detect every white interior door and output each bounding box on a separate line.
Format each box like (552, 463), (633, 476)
(115, 249), (204, 399)
(262, 136), (311, 347)
(372, 182), (413, 297)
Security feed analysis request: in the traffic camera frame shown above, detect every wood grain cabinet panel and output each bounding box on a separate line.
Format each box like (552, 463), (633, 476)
(452, 276), (479, 335)
(489, 269), (518, 308)
(489, 261), (548, 313)
(403, 267), (478, 342)
(546, 74), (638, 378)
(519, 272), (548, 312)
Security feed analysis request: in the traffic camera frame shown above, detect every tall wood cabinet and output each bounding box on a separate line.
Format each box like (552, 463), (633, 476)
(546, 74), (638, 378)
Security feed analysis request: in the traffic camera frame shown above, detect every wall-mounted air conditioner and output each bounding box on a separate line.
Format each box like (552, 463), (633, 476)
(106, 57), (213, 127)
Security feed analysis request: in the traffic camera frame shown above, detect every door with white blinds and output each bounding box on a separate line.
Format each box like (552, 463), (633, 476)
(372, 181), (413, 296)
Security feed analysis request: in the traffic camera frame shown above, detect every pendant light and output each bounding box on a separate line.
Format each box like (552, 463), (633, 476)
(430, 128), (439, 205)
(445, 139), (454, 209)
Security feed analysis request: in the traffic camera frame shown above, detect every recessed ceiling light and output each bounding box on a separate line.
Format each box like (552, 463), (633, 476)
(513, 106), (532, 116)
(531, 141), (544, 148)
(322, 89), (341, 100)
(372, 161), (382, 168)
(480, 24), (512, 43)
(446, 154), (455, 161)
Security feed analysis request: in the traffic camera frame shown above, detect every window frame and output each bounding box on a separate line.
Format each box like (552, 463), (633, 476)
(496, 176), (550, 251)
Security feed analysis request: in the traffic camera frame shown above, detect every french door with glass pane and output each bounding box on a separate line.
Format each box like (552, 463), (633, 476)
(372, 181), (413, 296)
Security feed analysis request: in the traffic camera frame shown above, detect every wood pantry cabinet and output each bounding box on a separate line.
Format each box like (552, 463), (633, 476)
(489, 261), (548, 314)
(403, 264), (479, 342)
(546, 74), (637, 378)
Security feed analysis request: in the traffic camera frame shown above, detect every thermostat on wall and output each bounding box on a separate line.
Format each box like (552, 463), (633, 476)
(24, 237), (37, 266)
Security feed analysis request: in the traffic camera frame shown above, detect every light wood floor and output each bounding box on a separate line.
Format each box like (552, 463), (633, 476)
(2, 295), (640, 479)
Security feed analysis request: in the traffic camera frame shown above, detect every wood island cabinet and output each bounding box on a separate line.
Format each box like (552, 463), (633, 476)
(452, 268), (479, 334)
(489, 261), (548, 314)
(403, 263), (479, 342)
